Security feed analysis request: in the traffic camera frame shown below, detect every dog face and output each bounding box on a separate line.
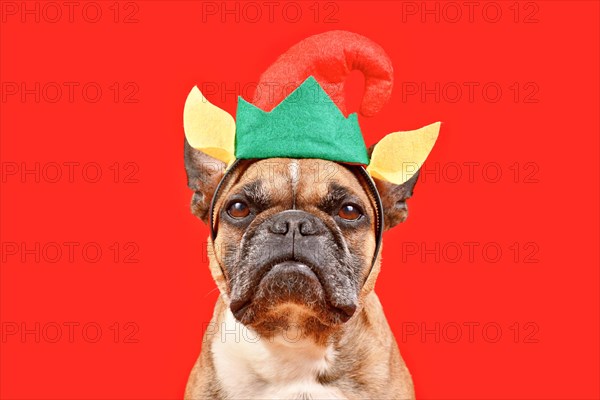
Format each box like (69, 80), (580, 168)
(185, 142), (419, 339)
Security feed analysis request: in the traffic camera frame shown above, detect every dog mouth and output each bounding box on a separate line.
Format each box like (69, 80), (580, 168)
(229, 260), (357, 325)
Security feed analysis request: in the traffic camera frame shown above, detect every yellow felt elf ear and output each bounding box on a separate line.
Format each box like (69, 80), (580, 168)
(183, 86), (236, 165)
(367, 122), (440, 185)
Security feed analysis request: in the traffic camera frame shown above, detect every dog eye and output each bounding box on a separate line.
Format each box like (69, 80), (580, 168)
(338, 204), (362, 221)
(227, 201), (250, 218)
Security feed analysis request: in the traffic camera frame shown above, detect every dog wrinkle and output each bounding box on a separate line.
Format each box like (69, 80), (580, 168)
(289, 159), (300, 209)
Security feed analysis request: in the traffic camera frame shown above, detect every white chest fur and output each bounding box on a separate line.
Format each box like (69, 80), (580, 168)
(211, 309), (347, 400)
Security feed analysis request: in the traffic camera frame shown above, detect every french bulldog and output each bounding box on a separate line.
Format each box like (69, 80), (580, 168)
(183, 148), (421, 399)
(181, 29), (440, 400)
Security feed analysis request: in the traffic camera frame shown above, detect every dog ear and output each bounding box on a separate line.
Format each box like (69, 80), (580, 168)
(366, 122), (440, 230)
(184, 139), (227, 223)
(183, 86), (235, 223)
(369, 163), (420, 230)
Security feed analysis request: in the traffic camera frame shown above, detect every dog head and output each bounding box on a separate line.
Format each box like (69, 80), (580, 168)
(183, 31), (438, 341)
(185, 147), (421, 340)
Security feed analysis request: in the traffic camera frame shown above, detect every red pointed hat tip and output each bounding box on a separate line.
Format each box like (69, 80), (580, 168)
(252, 31), (394, 117)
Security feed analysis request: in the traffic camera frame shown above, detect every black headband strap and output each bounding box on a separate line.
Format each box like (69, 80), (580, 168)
(209, 158), (242, 240)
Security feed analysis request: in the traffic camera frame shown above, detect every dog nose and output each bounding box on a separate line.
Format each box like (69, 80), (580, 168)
(268, 210), (323, 236)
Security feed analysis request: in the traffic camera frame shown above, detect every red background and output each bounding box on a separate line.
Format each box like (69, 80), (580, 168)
(1, 1), (599, 399)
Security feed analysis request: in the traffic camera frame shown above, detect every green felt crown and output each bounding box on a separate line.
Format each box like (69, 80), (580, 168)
(234, 76), (370, 165)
